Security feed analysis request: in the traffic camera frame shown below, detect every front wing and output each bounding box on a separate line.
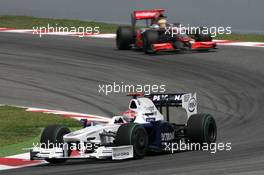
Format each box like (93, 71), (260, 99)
(30, 145), (134, 160)
(152, 41), (216, 52)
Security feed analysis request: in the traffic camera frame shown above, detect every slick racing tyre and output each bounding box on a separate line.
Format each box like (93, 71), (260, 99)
(194, 27), (212, 41)
(195, 33), (212, 41)
(115, 123), (148, 159)
(40, 124), (71, 164)
(187, 114), (217, 144)
(187, 27), (212, 42)
(143, 30), (159, 54)
(116, 26), (134, 50)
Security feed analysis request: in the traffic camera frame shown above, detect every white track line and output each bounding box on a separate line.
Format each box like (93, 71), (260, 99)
(1, 28), (264, 47)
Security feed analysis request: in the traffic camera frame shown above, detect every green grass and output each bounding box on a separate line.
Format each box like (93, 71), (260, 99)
(0, 106), (81, 157)
(0, 15), (118, 33)
(215, 33), (264, 42)
(1, 15), (264, 42)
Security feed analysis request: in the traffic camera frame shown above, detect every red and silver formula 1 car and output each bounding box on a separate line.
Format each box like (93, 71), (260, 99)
(116, 9), (216, 54)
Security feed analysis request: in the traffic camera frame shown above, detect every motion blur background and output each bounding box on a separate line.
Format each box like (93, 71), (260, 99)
(0, 0), (263, 33)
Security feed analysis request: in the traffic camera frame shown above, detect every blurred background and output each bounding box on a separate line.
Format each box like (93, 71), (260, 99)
(0, 0), (263, 33)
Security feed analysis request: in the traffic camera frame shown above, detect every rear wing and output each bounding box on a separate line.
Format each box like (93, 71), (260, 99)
(131, 9), (165, 35)
(133, 9), (165, 20)
(145, 93), (197, 120)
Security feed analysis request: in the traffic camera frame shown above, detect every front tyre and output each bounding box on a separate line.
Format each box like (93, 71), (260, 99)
(195, 27), (212, 42)
(40, 124), (71, 164)
(143, 30), (159, 54)
(115, 123), (148, 159)
(195, 33), (212, 42)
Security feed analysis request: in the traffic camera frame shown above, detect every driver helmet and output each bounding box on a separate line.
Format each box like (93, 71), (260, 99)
(157, 14), (167, 29)
(151, 24), (160, 29)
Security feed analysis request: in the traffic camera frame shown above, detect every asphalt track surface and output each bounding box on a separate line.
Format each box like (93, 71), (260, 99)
(0, 32), (264, 175)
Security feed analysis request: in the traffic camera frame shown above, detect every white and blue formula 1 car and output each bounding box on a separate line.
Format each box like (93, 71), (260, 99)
(30, 93), (217, 163)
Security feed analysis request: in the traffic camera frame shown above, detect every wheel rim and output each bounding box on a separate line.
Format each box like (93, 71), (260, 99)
(208, 121), (216, 142)
(134, 129), (147, 151)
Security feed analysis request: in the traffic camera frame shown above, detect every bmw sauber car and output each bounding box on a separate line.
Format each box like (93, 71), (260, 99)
(31, 93), (217, 163)
(116, 9), (216, 54)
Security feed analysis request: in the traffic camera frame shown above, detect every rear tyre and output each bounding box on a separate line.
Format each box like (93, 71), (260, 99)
(187, 114), (217, 145)
(40, 124), (71, 164)
(115, 123), (148, 159)
(195, 33), (212, 42)
(143, 30), (159, 54)
(187, 27), (212, 42)
(194, 27), (212, 42)
(116, 26), (134, 50)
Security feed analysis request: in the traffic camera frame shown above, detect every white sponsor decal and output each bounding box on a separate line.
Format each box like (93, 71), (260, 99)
(112, 146), (133, 160)
(135, 12), (157, 18)
(188, 98), (196, 112)
(161, 132), (174, 141)
(174, 95), (182, 101)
